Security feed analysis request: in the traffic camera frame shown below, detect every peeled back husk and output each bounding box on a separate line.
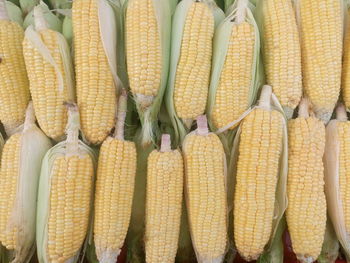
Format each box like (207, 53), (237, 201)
(165, 0), (225, 145)
(0, 102), (52, 263)
(36, 106), (97, 263)
(62, 15), (72, 45)
(5, 1), (23, 26)
(19, 0), (38, 15)
(23, 2), (62, 32)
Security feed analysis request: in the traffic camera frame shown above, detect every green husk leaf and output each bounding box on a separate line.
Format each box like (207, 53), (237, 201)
(19, 0), (38, 15)
(318, 218), (340, 263)
(124, 0), (172, 146)
(62, 15), (72, 45)
(23, 2), (62, 32)
(36, 107), (97, 263)
(166, 0), (225, 145)
(3, 103), (52, 263)
(229, 86), (288, 261)
(126, 129), (155, 262)
(5, 1), (23, 26)
(324, 117), (350, 261)
(47, 0), (71, 9)
(169, 0), (178, 14)
(7, 0), (19, 6)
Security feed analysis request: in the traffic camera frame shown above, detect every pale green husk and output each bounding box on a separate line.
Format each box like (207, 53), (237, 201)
(124, 0), (172, 146)
(3, 103), (52, 263)
(318, 218), (340, 263)
(47, 0), (71, 9)
(19, 0), (38, 15)
(324, 118), (350, 262)
(125, 129), (155, 262)
(5, 1), (22, 26)
(229, 87), (288, 262)
(206, 0), (262, 156)
(166, 0), (225, 145)
(62, 15), (72, 45)
(36, 135), (97, 263)
(23, 2), (62, 32)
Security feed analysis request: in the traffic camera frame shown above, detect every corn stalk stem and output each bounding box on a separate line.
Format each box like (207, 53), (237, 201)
(160, 134), (171, 152)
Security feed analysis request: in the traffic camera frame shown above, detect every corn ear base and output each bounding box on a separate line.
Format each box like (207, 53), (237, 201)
(317, 219), (340, 263)
(166, 0), (225, 145)
(23, 2), (62, 32)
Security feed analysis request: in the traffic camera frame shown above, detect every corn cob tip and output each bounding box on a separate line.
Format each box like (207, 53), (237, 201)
(258, 85), (272, 109)
(336, 103), (348, 121)
(23, 101), (36, 131)
(33, 5), (48, 31)
(315, 109), (332, 124)
(160, 134), (171, 152)
(296, 255), (315, 263)
(97, 248), (121, 263)
(114, 91), (128, 140)
(196, 115), (209, 135)
(298, 98), (311, 118)
(199, 256), (224, 263)
(0, 0), (9, 20)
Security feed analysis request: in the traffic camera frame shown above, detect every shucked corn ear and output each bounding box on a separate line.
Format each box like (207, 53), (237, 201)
(166, 0), (224, 143)
(94, 92), (137, 263)
(183, 115), (227, 263)
(257, 0), (302, 119)
(233, 85), (287, 261)
(145, 134), (183, 263)
(342, 8), (350, 110)
(286, 98), (326, 263)
(23, 6), (75, 141)
(125, 0), (171, 145)
(0, 102), (51, 263)
(324, 104), (350, 260)
(207, 0), (261, 131)
(0, 0), (30, 135)
(295, 0), (343, 122)
(36, 104), (97, 263)
(73, 0), (119, 145)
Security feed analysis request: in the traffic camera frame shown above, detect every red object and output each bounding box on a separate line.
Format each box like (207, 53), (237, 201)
(117, 244), (127, 263)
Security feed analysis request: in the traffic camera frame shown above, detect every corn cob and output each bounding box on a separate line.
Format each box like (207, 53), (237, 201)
(259, 0), (302, 118)
(125, 0), (171, 145)
(173, 1), (214, 127)
(324, 104), (350, 258)
(297, 0), (343, 122)
(183, 115), (227, 263)
(286, 98), (326, 263)
(94, 92), (137, 263)
(36, 104), (96, 263)
(0, 102), (51, 262)
(233, 85), (284, 261)
(342, 8), (350, 109)
(209, 0), (258, 130)
(145, 134), (183, 263)
(23, 6), (75, 141)
(72, 0), (117, 144)
(0, 0), (30, 135)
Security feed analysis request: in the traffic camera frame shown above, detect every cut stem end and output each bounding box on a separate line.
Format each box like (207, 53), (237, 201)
(196, 115), (209, 136)
(336, 103), (348, 122)
(160, 134), (171, 152)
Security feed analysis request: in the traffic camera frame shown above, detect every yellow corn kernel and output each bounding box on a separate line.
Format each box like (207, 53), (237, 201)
(145, 135), (183, 263)
(125, 0), (161, 100)
(0, 5), (30, 134)
(342, 9), (350, 109)
(299, 0), (342, 122)
(0, 133), (21, 249)
(72, 0), (116, 144)
(234, 108), (284, 261)
(287, 115), (326, 262)
(23, 29), (72, 141)
(261, 0), (302, 117)
(47, 154), (93, 263)
(174, 2), (214, 121)
(94, 137), (137, 262)
(211, 22), (255, 129)
(183, 118), (227, 262)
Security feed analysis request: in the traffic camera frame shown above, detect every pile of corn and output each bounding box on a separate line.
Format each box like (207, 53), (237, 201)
(0, 0), (350, 262)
